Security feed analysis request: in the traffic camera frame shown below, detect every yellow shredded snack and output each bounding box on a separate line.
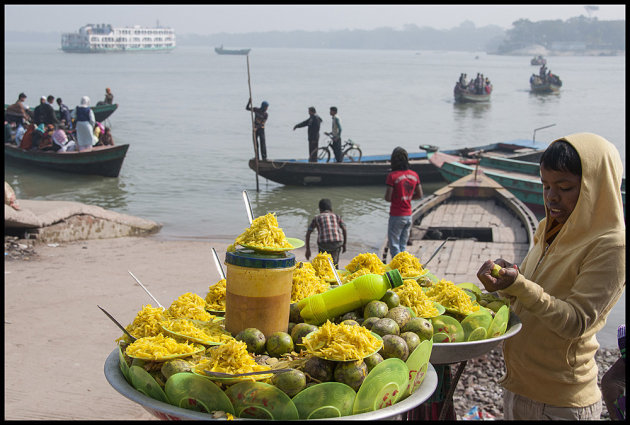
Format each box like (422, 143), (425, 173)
(341, 268), (371, 284)
(388, 251), (425, 278)
(345, 252), (386, 275)
(291, 263), (330, 303)
(162, 318), (234, 344)
(205, 279), (226, 311)
(234, 212), (292, 249)
(303, 320), (382, 361)
(193, 340), (270, 376)
(116, 304), (167, 343)
(310, 252), (336, 280)
(425, 279), (480, 315)
(168, 292), (215, 322)
(125, 334), (200, 360)
(393, 279), (439, 317)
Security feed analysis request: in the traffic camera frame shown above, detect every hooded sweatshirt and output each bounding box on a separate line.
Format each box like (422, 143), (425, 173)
(498, 133), (625, 407)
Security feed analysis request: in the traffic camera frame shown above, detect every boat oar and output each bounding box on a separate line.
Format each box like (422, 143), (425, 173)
(212, 247), (226, 280)
(97, 305), (137, 342)
(128, 270), (165, 310)
(242, 190), (254, 224)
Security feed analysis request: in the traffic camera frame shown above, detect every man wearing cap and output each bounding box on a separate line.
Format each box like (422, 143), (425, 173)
(33, 96), (58, 126)
(246, 98), (269, 161)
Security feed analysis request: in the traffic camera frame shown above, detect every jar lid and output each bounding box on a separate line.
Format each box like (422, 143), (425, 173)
(225, 249), (296, 269)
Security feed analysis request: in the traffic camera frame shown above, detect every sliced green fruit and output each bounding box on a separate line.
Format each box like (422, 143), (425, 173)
(467, 327), (488, 341)
(431, 315), (465, 343)
(487, 305), (510, 338)
(460, 308), (493, 340)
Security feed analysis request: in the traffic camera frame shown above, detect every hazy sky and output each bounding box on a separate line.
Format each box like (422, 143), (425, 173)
(4, 4), (626, 34)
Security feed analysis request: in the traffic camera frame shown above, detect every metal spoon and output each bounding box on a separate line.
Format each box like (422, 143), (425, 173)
(242, 190), (254, 224)
(202, 368), (293, 378)
(97, 305), (137, 342)
(128, 270), (165, 310)
(211, 248), (226, 280)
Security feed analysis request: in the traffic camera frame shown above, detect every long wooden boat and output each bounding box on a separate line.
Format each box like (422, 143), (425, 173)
(428, 150), (626, 216)
(214, 46), (250, 55)
(453, 85), (492, 103)
(250, 139), (547, 187)
(4, 103), (118, 123)
(382, 172), (538, 284)
(4, 143), (129, 177)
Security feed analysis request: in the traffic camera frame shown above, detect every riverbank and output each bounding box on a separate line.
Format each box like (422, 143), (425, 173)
(4, 236), (621, 420)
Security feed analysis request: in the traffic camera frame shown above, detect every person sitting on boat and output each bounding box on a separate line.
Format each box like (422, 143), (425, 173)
(56, 98), (73, 129)
(14, 122), (26, 146)
(293, 106), (323, 162)
(95, 126), (114, 147)
(30, 123), (45, 151)
(33, 96), (58, 126)
(5, 93), (31, 127)
(97, 87), (114, 106)
(51, 124), (76, 152)
(18, 123), (36, 150)
(72, 96), (95, 152)
(246, 98), (269, 161)
(37, 124), (56, 151)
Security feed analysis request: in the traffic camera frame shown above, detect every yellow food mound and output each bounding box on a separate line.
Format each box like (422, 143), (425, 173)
(393, 279), (439, 317)
(291, 263), (330, 303)
(345, 252), (386, 275)
(193, 340), (270, 376)
(234, 212), (292, 249)
(125, 334), (200, 360)
(341, 268), (371, 284)
(389, 251), (425, 277)
(425, 279), (480, 315)
(303, 320), (382, 361)
(168, 292), (215, 322)
(116, 304), (167, 343)
(162, 318), (233, 344)
(205, 279), (226, 311)
(310, 252), (336, 279)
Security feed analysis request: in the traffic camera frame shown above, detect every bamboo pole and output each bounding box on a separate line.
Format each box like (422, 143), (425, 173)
(246, 54), (260, 192)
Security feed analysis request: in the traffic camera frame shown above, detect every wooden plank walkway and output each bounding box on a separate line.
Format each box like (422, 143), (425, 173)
(408, 199), (531, 285)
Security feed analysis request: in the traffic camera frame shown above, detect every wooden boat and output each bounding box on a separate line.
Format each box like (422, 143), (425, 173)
(382, 172), (538, 284)
(4, 103), (118, 123)
(214, 45), (250, 55)
(428, 150), (626, 216)
(529, 74), (562, 93)
(530, 55), (546, 66)
(249, 139), (546, 187)
(4, 143), (129, 177)
(453, 84), (491, 103)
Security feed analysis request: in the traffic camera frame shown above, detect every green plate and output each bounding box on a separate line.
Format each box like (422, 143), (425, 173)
(352, 358), (409, 414)
(192, 368), (273, 385)
(160, 319), (230, 346)
(129, 365), (170, 404)
(118, 344), (131, 383)
(304, 331), (383, 362)
(486, 305), (510, 338)
(126, 343), (206, 362)
(291, 382), (356, 419)
(403, 339), (433, 398)
(239, 237), (304, 253)
(164, 372), (235, 415)
(431, 315), (465, 343)
(224, 381), (299, 420)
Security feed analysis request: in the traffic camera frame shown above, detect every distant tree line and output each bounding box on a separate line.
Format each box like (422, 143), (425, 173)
(496, 16), (625, 53)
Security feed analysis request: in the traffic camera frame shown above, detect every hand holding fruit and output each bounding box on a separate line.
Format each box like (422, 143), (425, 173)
(477, 259), (518, 292)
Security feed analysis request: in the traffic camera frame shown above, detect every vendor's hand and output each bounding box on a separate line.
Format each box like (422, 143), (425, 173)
(305, 247), (311, 260)
(476, 259), (518, 292)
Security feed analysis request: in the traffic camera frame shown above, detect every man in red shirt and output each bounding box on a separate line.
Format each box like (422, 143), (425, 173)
(385, 147), (423, 258)
(305, 198), (347, 267)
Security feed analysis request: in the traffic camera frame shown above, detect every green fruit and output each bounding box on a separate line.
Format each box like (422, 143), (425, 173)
(400, 332), (421, 354)
(341, 319), (360, 327)
(235, 328), (267, 355)
(486, 300), (507, 313)
(289, 302), (304, 323)
(161, 359), (193, 380)
(291, 323), (319, 346)
(333, 360), (368, 391)
(363, 300), (389, 319)
(303, 356), (335, 383)
(386, 306), (413, 329)
(363, 352), (384, 372)
(371, 318), (400, 337)
(341, 309), (363, 323)
(380, 290), (400, 309)
(491, 264), (502, 278)
(380, 334), (409, 361)
(467, 327), (487, 341)
(362, 317), (380, 330)
(401, 317), (433, 342)
(271, 368), (307, 397)
(265, 331), (294, 358)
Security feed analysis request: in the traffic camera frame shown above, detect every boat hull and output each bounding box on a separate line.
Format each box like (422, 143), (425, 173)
(4, 143), (129, 177)
(530, 82), (561, 93)
(215, 48), (250, 55)
(454, 91), (491, 103)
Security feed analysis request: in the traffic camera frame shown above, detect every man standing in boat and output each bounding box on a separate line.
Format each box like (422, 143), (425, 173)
(246, 98), (269, 161)
(328, 106), (342, 162)
(293, 106), (322, 162)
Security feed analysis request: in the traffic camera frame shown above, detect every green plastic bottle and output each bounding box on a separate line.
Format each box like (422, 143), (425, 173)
(297, 269), (403, 325)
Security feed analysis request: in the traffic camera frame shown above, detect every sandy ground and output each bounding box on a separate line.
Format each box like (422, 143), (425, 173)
(4, 235), (362, 420)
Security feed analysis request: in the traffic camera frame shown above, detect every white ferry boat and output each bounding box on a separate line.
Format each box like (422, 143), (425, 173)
(61, 23), (176, 53)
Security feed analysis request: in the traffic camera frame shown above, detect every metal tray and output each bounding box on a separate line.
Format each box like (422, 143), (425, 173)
(429, 311), (522, 365)
(104, 348), (438, 420)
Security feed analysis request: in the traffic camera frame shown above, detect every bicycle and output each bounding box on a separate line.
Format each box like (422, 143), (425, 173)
(315, 132), (362, 163)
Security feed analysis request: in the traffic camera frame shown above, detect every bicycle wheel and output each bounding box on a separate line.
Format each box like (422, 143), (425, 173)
(343, 146), (362, 162)
(317, 147), (331, 162)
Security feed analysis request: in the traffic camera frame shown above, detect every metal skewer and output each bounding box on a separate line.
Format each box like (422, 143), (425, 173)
(212, 247), (226, 280)
(242, 190), (254, 224)
(128, 270), (165, 310)
(97, 305), (137, 342)
(326, 257), (343, 286)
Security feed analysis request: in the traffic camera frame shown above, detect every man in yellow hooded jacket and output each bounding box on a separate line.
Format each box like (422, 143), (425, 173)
(477, 133), (625, 420)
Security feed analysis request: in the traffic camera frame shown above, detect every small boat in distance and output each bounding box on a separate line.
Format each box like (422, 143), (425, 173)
(453, 73), (492, 103)
(530, 74), (562, 93)
(4, 143), (129, 178)
(214, 45), (251, 55)
(530, 55), (547, 66)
